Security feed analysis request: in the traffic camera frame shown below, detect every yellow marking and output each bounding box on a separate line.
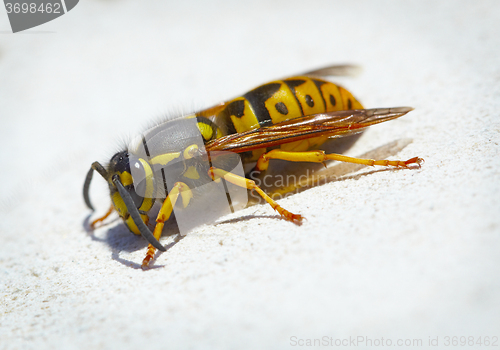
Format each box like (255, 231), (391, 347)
(179, 186), (193, 208)
(184, 114), (197, 119)
(245, 148), (266, 162)
(115, 160), (156, 214)
(280, 139), (311, 152)
(280, 135), (329, 153)
(338, 86), (364, 110)
(317, 80), (344, 111)
(113, 186), (152, 235)
(197, 122), (213, 140)
(150, 152), (181, 166)
(229, 98), (260, 133)
(139, 197), (154, 213)
(183, 144), (199, 159)
(216, 128), (222, 139)
(307, 136), (329, 149)
(112, 191), (128, 217)
(183, 165), (200, 180)
(264, 81), (302, 124)
(125, 214), (149, 236)
(119, 171), (133, 187)
(287, 77), (326, 115)
(138, 158), (155, 202)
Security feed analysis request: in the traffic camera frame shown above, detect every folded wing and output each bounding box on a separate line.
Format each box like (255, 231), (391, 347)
(205, 107), (413, 154)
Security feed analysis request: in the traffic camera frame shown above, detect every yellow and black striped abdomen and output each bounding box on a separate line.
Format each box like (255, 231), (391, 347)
(212, 76), (364, 158)
(218, 76), (363, 135)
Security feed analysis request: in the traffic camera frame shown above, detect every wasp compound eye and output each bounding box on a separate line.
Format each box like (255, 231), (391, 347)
(128, 156), (156, 200)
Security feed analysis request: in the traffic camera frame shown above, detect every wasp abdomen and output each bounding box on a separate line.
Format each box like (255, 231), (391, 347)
(218, 76), (363, 135)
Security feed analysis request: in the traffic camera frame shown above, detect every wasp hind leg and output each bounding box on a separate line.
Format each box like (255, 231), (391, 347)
(141, 182), (192, 269)
(208, 167), (303, 224)
(255, 149), (423, 172)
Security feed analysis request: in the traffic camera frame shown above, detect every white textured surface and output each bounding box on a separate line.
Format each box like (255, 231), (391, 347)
(1, 1), (499, 349)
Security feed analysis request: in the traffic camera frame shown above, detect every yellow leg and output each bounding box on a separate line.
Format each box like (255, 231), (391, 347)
(256, 149), (424, 171)
(208, 167), (303, 224)
(90, 205), (114, 229)
(142, 182), (191, 269)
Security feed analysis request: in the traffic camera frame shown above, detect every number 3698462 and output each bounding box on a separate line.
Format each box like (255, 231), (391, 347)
(5, 2), (61, 14)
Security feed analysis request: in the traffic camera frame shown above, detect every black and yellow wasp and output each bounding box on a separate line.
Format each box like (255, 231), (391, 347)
(83, 65), (423, 268)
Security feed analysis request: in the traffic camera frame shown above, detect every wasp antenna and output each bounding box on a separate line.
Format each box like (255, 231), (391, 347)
(112, 175), (166, 252)
(92, 161), (108, 178)
(83, 167), (95, 210)
(83, 162), (109, 211)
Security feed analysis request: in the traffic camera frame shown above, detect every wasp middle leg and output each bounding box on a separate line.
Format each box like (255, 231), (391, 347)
(208, 167), (303, 224)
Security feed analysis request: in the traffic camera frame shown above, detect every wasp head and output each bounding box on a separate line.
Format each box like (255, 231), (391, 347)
(83, 151), (164, 252)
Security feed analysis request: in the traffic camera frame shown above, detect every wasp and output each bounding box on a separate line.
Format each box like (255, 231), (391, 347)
(83, 64), (423, 269)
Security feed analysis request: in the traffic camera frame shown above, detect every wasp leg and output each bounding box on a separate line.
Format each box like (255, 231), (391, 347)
(142, 182), (192, 269)
(90, 205), (115, 229)
(208, 167), (303, 224)
(255, 149), (424, 172)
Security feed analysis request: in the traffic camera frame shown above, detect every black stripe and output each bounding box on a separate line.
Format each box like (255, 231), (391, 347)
(284, 79), (306, 116)
(221, 100), (245, 119)
(142, 135), (151, 158)
(160, 168), (169, 198)
(243, 83), (281, 127)
(312, 79), (327, 111)
(221, 99), (245, 134)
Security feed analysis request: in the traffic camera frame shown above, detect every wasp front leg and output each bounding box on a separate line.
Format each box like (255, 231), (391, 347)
(90, 205), (115, 229)
(142, 182), (193, 269)
(208, 167), (303, 224)
(255, 149), (424, 171)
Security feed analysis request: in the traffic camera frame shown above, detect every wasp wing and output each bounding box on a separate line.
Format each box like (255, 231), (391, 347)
(300, 64), (362, 78)
(205, 107), (413, 154)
